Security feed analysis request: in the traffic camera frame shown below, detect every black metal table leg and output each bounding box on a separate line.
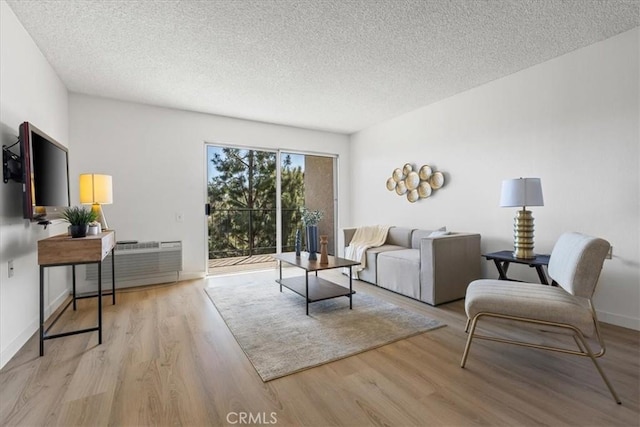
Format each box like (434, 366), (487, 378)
(98, 262), (102, 344)
(111, 248), (116, 304)
(72, 265), (77, 311)
(305, 271), (309, 315)
(39, 265), (44, 357)
(349, 266), (353, 309)
(535, 265), (549, 285)
(493, 259), (510, 280)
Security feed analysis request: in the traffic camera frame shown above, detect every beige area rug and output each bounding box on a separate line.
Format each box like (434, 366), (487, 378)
(205, 270), (445, 381)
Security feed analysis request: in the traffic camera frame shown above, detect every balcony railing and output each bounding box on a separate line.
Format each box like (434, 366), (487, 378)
(208, 208), (302, 259)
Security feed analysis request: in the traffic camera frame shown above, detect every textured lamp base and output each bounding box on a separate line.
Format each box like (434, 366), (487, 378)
(513, 209), (535, 259)
(91, 203), (109, 231)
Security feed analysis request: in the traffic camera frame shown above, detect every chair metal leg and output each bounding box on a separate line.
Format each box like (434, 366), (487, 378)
(461, 311), (622, 404)
(464, 318), (470, 333)
(460, 316), (479, 368)
(574, 332), (621, 404)
(572, 335), (585, 353)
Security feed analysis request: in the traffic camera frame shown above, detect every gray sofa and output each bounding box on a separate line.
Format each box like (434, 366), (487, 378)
(343, 226), (481, 305)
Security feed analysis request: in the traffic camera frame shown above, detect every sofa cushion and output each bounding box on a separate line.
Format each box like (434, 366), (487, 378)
(358, 244), (406, 284)
(411, 227), (446, 249)
(377, 249), (421, 299)
(387, 227), (413, 247)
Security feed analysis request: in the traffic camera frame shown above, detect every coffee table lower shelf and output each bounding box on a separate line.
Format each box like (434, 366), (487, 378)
(277, 276), (355, 308)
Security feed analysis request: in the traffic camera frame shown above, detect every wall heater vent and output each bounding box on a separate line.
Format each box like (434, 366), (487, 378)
(86, 241), (182, 286)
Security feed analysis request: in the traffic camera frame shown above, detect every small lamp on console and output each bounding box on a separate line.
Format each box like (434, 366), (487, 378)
(79, 173), (112, 231)
(500, 177), (544, 259)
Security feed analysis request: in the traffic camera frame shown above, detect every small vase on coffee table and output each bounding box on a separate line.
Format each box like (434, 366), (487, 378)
(306, 225), (318, 260)
(320, 235), (329, 264)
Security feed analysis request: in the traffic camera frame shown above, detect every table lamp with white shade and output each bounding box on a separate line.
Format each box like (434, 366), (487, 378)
(500, 177), (544, 259)
(79, 173), (112, 231)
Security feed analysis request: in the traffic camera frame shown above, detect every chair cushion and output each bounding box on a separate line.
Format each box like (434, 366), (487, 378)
(465, 280), (595, 337)
(548, 232), (610, 298)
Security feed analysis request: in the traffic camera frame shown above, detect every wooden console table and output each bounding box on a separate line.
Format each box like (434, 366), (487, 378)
(37, 231), (116, 356)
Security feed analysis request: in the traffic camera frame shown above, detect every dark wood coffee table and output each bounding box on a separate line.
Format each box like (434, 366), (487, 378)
(272, 252), (360, 315)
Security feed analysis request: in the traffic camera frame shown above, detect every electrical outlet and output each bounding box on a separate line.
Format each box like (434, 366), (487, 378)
(606, 246), (613, 260)
(176, 212), (184, 222)
(8, 260), (14, 278)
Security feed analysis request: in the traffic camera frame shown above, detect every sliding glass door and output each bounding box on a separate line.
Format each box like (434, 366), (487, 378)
(206, 145), (336, 274)
(206, 146), (277, 262)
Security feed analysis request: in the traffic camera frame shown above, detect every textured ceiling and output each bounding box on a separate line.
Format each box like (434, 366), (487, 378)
(6, 0), (640, 134)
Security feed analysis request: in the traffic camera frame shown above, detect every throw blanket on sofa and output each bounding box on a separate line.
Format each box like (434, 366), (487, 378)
(345, 225), (391, 277)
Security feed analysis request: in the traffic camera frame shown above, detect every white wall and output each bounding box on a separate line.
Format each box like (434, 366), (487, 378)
(350, 28), (640, 330)
(69, 94), (350, 280)
(0, 1), (70, 368)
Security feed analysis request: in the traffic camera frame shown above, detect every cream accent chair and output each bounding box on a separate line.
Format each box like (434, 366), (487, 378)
(460, 232), (621, 404)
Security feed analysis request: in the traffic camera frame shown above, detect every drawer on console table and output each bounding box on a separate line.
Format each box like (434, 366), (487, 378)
(38, 231), (115, 266)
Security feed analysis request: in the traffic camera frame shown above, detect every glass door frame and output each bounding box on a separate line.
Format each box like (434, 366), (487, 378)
(204, 142), (338, 274)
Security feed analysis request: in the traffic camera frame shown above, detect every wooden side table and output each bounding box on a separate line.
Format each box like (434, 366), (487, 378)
(482, 250), (551, 285)
(37, 231), (116, 356)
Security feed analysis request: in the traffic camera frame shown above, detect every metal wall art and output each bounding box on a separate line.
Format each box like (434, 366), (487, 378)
(386, 163), (445, 203)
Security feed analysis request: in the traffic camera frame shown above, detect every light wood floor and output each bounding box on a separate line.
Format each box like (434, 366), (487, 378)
(1, 268), (638, 426)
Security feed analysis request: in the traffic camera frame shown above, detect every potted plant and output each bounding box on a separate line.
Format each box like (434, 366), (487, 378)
(301, 207), (324, 260)
(61, 206), (98, 238)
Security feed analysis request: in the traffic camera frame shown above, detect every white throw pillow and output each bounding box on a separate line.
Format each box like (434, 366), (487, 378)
(429, 227), (449, 237)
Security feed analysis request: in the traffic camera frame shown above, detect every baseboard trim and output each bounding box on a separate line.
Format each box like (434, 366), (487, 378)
(179, 271), (206, 281)
(597, 309), (640, 331)
(0, 288), (69, 369)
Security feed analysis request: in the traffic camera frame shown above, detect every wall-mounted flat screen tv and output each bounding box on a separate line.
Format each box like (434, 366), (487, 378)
(19, 122), (70, 221)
